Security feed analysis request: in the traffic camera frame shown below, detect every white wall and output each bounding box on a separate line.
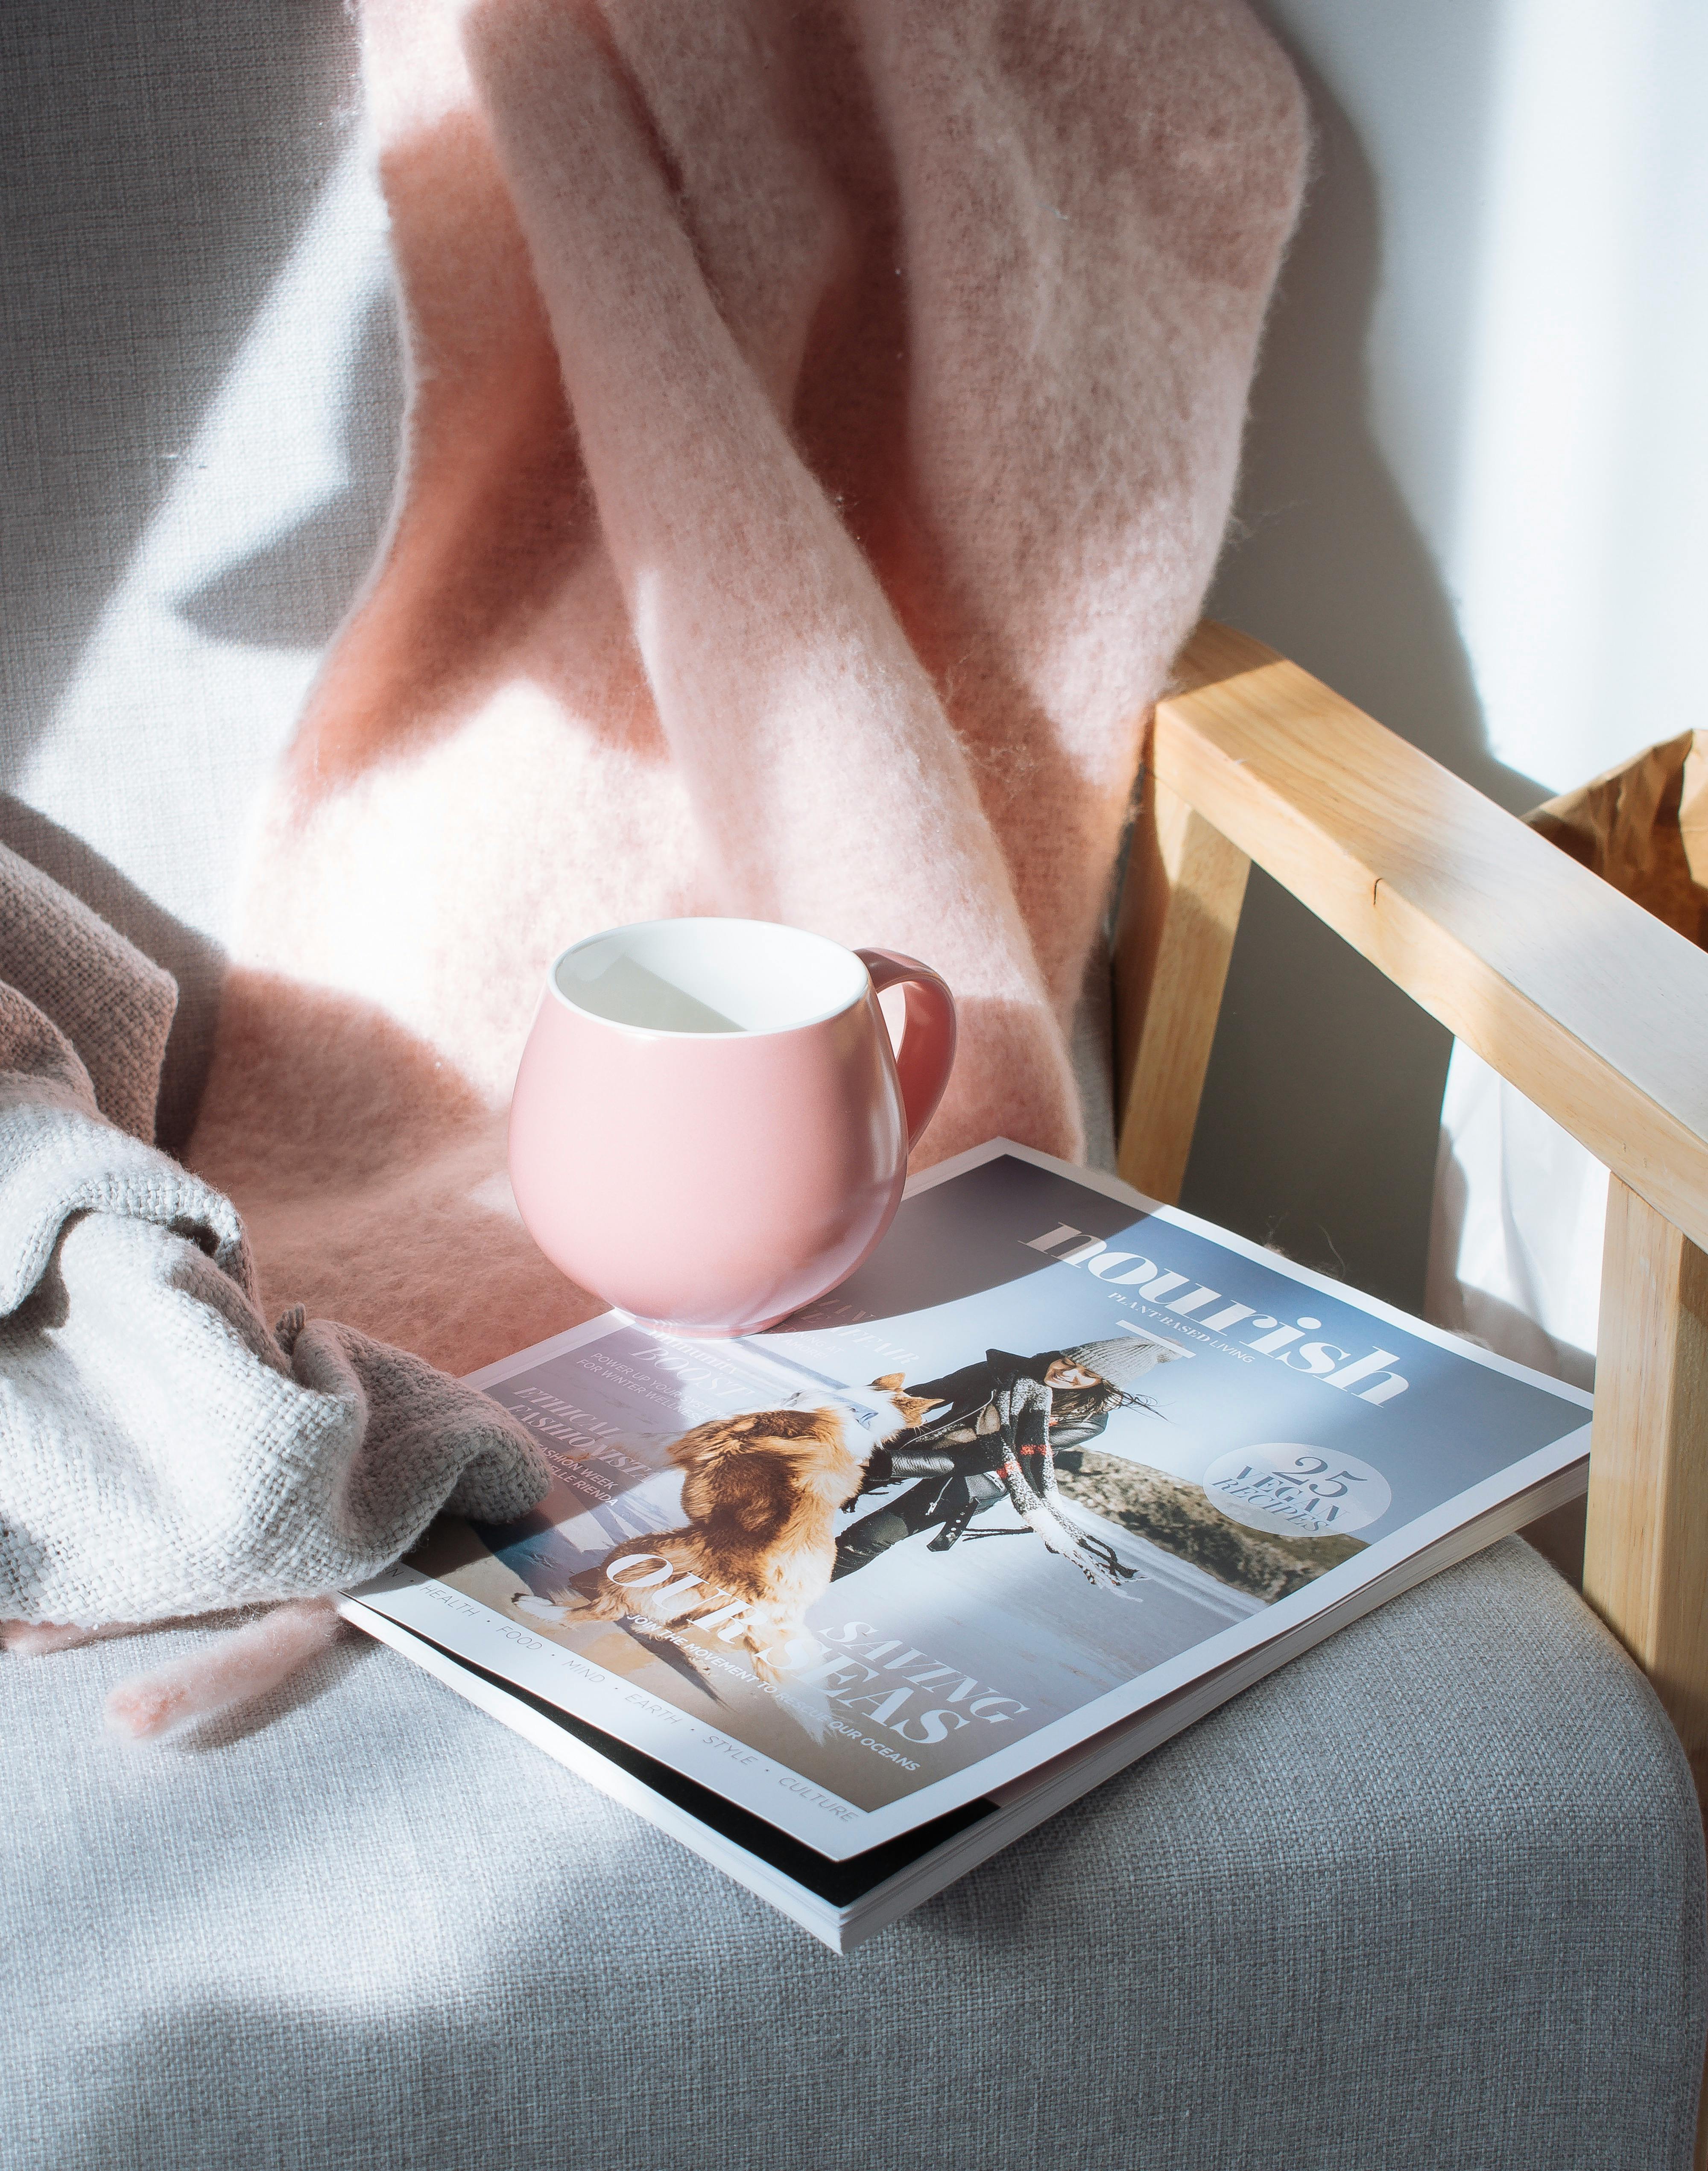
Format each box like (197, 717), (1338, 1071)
(1184, 0), (1708, 1309)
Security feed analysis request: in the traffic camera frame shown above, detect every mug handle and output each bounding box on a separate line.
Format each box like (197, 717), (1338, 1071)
(857, 949), (957, 1152)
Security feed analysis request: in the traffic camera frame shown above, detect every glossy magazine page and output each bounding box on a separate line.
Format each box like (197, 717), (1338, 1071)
(348, 1142), (1591, 1861)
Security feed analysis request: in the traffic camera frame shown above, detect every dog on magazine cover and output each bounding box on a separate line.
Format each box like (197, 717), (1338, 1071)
(547, 1377), (943, 1671)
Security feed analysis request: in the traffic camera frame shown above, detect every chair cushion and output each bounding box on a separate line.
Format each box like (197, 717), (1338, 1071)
(3, 12), (1702, 2166)
(5, 1537), (1701, 2171)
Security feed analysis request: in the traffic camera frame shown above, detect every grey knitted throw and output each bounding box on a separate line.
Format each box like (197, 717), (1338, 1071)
(0, 845), (549, 1626)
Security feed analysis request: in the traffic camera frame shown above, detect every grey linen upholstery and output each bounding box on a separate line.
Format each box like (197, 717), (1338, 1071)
(2, 3), (1703, 2166)
(3, 1541), (1701, 2171)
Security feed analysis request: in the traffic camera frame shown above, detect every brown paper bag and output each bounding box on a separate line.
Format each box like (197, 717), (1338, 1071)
(1497, 734), (1708, 1582)
(1528, 729), (1708, 946)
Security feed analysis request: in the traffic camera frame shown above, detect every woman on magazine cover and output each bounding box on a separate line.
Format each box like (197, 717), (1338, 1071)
(831, 1336), (1179, 1588)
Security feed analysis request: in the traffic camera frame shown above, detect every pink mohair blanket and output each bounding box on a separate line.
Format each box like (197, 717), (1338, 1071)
(186, 0), (1307, 1380)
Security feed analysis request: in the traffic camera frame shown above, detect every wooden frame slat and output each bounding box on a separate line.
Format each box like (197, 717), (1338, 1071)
(1585, 1177), (1708, 1806)
(1112, 771), (1249, 1206)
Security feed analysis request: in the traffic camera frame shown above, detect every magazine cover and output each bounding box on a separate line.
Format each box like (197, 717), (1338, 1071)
(351, 1142), (1592, 1860)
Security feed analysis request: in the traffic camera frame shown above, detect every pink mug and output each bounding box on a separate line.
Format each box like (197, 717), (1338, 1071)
(508, 917), (956, 1336)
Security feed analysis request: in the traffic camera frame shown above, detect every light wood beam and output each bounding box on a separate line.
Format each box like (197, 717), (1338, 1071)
(1154, 623), (1708, 1258)
(1583, 1177), (1708, 1806)
(1113, 768), (1249, 1204)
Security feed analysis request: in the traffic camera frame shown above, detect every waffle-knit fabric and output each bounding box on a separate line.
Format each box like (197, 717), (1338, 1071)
(0, 839), (547, 1626)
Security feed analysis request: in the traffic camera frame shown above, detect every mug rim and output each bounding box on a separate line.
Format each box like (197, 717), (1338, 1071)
(546, 915), (871, 1041)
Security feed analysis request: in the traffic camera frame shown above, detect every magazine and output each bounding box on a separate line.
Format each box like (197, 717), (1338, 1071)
(342, 1140), (1592, 1949)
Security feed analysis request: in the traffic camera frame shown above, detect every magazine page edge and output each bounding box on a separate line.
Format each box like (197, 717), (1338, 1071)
(839, 1449), (1593, 1932)
(337, 1597), (854, 1950)
(825, 1419), (1593, 1849)
(463, 1310), (632, 1391)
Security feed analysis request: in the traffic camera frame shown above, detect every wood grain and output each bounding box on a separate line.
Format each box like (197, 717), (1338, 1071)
(1152, 622), (1708, 1256)
(1113, 770), (1250, 1204)
(1583, 1176), (1708, 1803)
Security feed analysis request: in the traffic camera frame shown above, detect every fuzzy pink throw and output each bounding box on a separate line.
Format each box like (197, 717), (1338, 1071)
(188, 0), (1306, 1377)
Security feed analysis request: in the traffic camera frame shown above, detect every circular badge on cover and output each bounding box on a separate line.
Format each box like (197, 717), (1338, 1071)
(1201, 1445), (1391, 1539)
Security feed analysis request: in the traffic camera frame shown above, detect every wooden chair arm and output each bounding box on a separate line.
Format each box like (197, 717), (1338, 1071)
(1113, 619), (1708, 1850)
(1120, 620), (1708, 1251)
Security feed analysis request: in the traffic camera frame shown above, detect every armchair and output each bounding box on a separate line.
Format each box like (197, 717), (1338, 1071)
(5, 5), (1701, 2162)
(4, 622), (1704, 2171)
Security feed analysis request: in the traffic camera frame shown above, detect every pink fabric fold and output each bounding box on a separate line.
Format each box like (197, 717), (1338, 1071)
(188, 0), (1306, 1377)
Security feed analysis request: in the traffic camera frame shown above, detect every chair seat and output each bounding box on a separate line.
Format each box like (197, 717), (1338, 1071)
(5, 1536), (1700, 2171)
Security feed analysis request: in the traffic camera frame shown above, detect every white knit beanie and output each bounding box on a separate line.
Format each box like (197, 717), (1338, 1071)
(1058, 1336), (1184, 1393)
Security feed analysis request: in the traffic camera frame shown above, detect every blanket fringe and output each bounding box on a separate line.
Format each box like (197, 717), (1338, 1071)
(104, 1600), (344, 1741)
(1, 1618), (132, 1657)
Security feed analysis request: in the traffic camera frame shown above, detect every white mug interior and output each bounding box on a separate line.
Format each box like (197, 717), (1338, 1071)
(552, 917), (870, 1036)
